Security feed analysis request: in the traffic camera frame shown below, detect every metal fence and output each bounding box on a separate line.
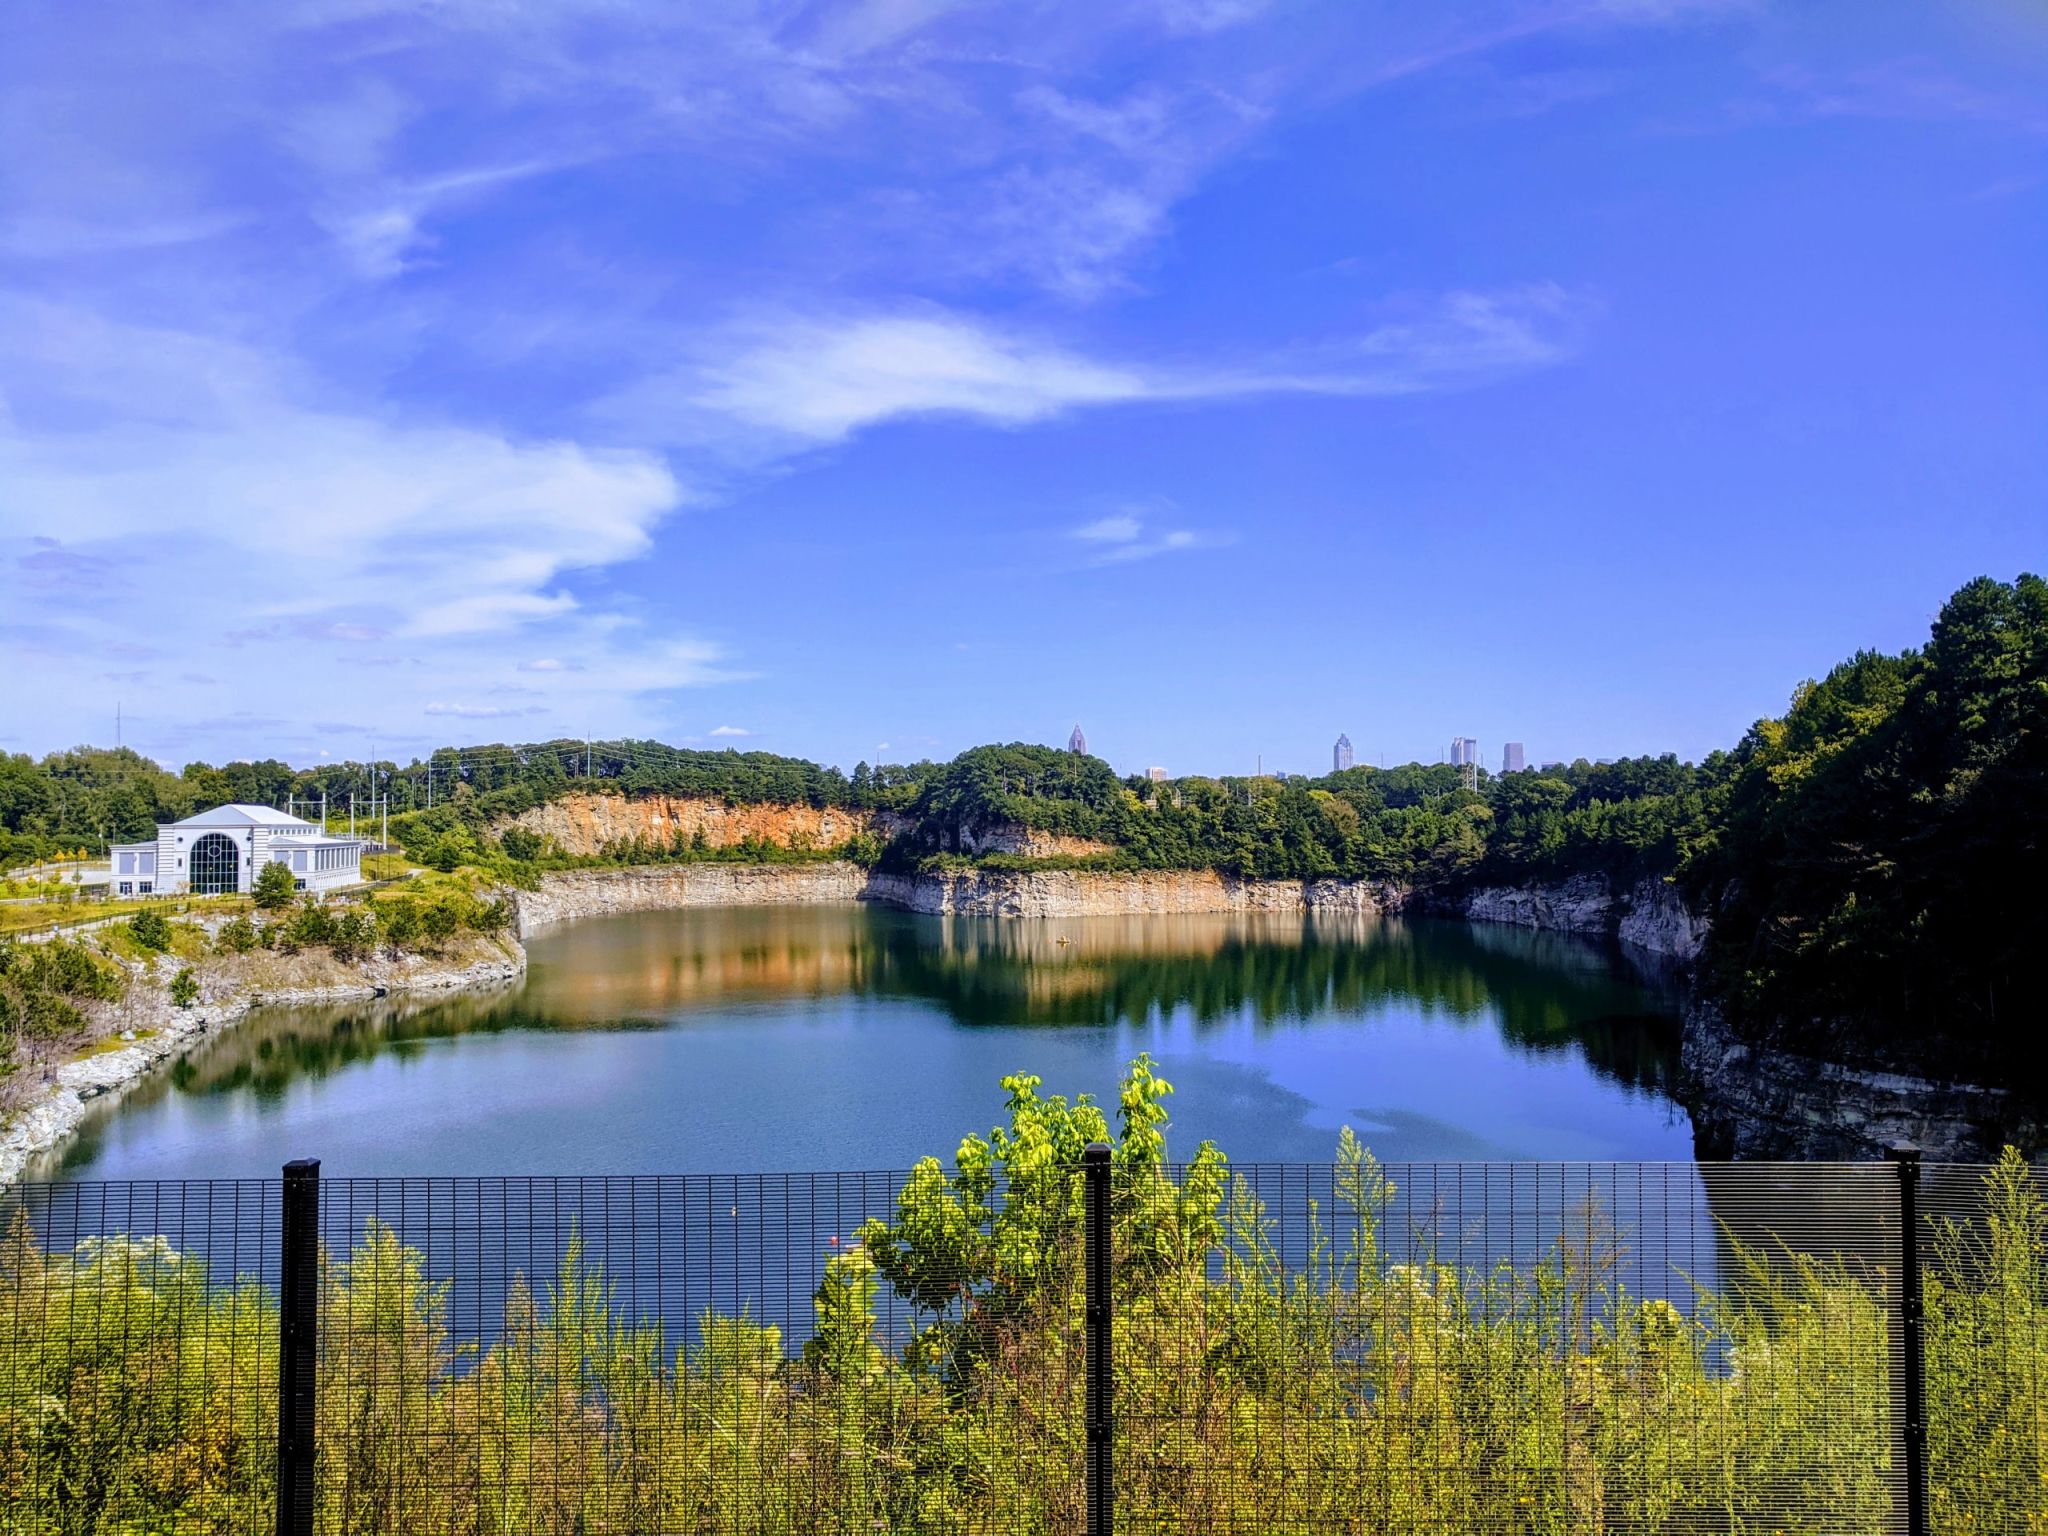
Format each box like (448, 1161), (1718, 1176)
(2, 1149), (2042, 1534)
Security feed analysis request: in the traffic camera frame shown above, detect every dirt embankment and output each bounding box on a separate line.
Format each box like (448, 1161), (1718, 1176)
(510, 795), (892, 856)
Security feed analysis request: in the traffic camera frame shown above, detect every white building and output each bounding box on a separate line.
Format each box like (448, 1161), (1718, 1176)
(108, 805), (366, 898)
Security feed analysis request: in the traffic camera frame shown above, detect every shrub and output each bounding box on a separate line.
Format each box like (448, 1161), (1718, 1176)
(378, 899), (421, 954)
(253, 860), (298, 911)
(419, 896), (463, 948)
(127, 909), (173, 952)
(498, 826), (544, 862)
(0, 938), (122, 1053)
(285, 898), (337, 949)
(330, 907), (379, 962)
(215, 916), (259, 954)
(471, 897), (513, 935)
(169, 969), (199, 1008)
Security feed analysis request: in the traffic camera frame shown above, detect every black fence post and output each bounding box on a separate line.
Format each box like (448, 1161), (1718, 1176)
(1083, 1141), (1114, 1536)
(277, 1158), (319, 1536)
(1889, 1144), (1929, 1536)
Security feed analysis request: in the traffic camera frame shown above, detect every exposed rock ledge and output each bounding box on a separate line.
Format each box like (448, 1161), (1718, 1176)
(514, 863), (1404, 931)
(0, 942), (525, 1191)
(1680, 997), (2040, 1162)
(1449, 874), (1707, 963)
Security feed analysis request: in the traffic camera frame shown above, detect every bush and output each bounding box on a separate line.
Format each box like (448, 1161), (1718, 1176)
(169, 969), (199, 1008)
(215, 916), (259, 954)
(285, 898), (337, 949)
(127, 909), (173, 952)
(0, 938), (123, 1052)
(330, 908), (379, 962)
(252, 860), (298, 911)
(419, 895), (463, 947)
(378, 899), (421, 954)
(498, 826), (544, 862)
(471, 897), (513, 935)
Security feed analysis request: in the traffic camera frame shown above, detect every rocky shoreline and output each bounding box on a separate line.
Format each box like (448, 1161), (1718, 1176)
(9, 861), (2024, 1180)
(514, 862), (2026, 1160)
(0, 940), (525, 1190)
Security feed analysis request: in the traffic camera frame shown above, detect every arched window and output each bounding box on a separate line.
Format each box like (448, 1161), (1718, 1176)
(189, 832), (240, 895)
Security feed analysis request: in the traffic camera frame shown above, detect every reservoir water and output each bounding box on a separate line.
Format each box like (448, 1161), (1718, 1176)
(44, 905), (1693, 1181)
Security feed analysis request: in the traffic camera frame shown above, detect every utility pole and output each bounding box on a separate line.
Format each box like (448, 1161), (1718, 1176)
(585, 736), (592, 778)
(348, 792), (355, 840)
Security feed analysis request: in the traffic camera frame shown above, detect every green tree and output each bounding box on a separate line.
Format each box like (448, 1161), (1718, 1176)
(169, 969), (198, 1008)
(127, 909), (172, 952)
(253, 859), (298, 911)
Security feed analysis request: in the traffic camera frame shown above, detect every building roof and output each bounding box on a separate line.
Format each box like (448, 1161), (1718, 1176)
(168, 803), (314, 829)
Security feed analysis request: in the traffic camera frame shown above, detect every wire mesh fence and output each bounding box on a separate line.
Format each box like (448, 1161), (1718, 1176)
(0, 1151), (2041, 1535)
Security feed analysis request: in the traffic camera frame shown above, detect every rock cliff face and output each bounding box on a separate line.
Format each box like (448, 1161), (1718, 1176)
(515, 862), (1400, 930)
(1450, 875), (1706, 963)
(511, 794), (893, 857)
(950, 824), (1121, 859)
(1681, 996), (2039, 1161)
(513, 864), (872, 930)
(869, 868), (1399, 918)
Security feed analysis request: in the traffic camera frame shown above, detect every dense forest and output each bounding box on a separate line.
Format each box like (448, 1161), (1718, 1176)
(3, 575), (2040, 1065)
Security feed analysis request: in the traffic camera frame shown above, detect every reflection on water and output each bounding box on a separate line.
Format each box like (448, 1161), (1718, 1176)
(46, 906), (1692, 1180)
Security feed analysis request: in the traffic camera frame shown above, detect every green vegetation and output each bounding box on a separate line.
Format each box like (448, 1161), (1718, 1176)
(252, 859), (298, 911)
(1685, 574), (2047, 1075)
(0, 939), (124, 1065)
(126, 908), (172, 953)
(0, 1064), (2038, 1535)
(0, 886), (510, 1092)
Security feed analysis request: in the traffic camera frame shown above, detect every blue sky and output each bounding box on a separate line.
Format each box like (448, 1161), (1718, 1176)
(2, 0), (2042, 778)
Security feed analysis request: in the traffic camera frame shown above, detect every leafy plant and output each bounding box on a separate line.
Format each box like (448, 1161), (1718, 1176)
(253, 859), (298, 911)
(127, 908), (173, 952)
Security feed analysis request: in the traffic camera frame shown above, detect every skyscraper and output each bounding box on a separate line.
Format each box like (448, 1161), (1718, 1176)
(1146, 766), (1168, 783)
(1068, 724), (1088, 756)
(1449, 737), (1478, 766)
(1502, 742), (1526, 774)
(1333, 733), (1354, 772)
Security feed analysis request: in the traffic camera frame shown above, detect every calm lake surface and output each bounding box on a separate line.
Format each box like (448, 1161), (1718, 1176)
(46, 906), (1692, 1181)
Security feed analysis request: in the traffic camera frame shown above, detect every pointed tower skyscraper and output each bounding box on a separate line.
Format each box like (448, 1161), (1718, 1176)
(1068, 724), (1088, 756)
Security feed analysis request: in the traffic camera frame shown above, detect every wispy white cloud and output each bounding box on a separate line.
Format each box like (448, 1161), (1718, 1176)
(423, 701), (544, 719)
(629, 286), (1590, 452)
(708, 724), (754, 737)
(1069, 504), (1229, 565)
(1074, 514), (1144, 544)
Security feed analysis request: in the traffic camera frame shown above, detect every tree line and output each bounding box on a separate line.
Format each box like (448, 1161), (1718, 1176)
(4, 574), (2039, 1072)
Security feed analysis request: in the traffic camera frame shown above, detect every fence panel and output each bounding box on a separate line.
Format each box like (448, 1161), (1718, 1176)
(1920, 1156), (2048, 1535)
(310, 1170), (1085, 1535)
(4, 1156), (2042, 1534)
(1111, 1158), (1906, 1535)
(0, 1179), (282, 1534)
